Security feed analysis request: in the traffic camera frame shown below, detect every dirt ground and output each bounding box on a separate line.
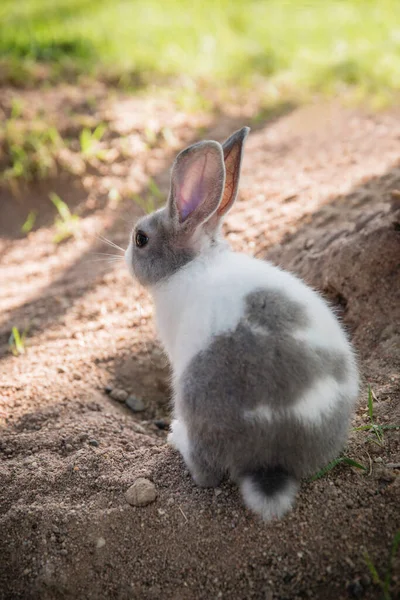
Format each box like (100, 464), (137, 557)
(0, 87), (399, 600)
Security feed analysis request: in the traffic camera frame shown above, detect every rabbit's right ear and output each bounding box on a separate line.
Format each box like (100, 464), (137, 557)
(168, 141), (225, 233)
(218, 126), (249, 217)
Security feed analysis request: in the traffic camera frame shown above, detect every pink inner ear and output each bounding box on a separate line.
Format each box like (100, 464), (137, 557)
(176, 153), (209, 221)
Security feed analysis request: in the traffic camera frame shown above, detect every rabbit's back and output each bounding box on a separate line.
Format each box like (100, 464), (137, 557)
(155, 251), (355, 380)
(176, 280), (358, 478)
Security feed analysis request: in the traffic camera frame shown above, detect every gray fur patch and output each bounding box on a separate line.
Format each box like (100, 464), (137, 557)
(129, 208), (196, 286)
(178, 289), (353, 482)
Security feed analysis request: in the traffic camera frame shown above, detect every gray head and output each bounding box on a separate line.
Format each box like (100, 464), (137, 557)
(125, 127), (250, 287)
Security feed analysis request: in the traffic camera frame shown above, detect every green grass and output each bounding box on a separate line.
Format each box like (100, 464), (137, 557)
(364, 531), (400, 600)
(8, 326), (28, 356)
(79, 123), (106, 159)
(50, 192), (80, 243)
(353, 385), (400, 446)
(1, 0), (400, 100)
(0, 114), (62, 182)
(310, 455), (366, 481)
(21, 210), (38, 234)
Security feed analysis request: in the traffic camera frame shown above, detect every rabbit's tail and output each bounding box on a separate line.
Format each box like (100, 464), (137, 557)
(239, 466), (298, 521)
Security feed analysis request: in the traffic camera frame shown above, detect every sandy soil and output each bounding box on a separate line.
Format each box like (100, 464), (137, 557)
(0, 88), (399, 600)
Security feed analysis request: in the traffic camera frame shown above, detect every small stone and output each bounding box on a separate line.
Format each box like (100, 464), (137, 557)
(96, 537), (106, 548)
(360, 575), (371, 588)
(88, 439), (99, 447)
(126, 396), (145, 413)
(110, 388), (128, 402)
(347, 579), (364, 598)
(104, 385), (113, 395)
(214, 488), (222, 497)
(125, 478), (157, 507)
(60, 548), (68, 556)
(154, 419), (169, 431)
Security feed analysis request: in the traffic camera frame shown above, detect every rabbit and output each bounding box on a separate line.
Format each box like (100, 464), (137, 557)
(125, 127), (359, 521)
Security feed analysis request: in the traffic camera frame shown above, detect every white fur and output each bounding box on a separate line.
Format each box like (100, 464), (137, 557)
(167, 419), (191, 464)
(244, 375), (356, 426)
(244, 405), (274, 423)
(291, 376), (342, 424)
(240, 476), (298, 521)
(125, 243), (134, 277)
(151, 248), (356, 397)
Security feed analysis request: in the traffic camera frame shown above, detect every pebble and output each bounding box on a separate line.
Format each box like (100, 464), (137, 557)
(96, 537), (106, 549)
(347, 579), (364, 598)
(110, 388), (128, 402)
(154, 419), (169, 431)
(104, 385), (113, 394)
(88, 439), (99, 447)
(125, 478), (157, 507)
(126, 396), (145, 413)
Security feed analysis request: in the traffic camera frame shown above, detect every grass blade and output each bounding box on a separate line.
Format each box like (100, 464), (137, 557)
(50, 192), (71, 221)
(384, 531), (400, 594)
(9, 326), (25, 356)
(311, 455), (366, 481)
(310, 457), (344, 481)
(21, 210), (37, 234)
(367, 385), (374, 421)
(340, 457), (366, 471)
(364, 551), (382, 586)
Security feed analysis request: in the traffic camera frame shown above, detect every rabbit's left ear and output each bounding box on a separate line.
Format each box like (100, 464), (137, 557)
(168, 140), (225, 232)
(217, 126), (249, 217)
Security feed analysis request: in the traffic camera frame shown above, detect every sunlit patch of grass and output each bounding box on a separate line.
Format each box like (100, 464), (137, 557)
(0, 0), (399, 104)
(50, 192), (80, 243)
(8, 325), (28, 356)
(0, 112), (62, 183)
(364, 531), (400, 600)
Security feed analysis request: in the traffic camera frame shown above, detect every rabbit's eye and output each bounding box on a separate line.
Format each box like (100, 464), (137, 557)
(135, 230), (149, 248)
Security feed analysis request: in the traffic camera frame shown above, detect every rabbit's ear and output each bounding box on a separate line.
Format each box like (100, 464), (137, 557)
(218, 127), (249, 217)
(168, 140), (225, 231)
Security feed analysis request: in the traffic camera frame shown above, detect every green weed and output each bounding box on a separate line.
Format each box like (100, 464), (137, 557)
(310, 455), (366, 481)
(364, 531), (400, 600)
(8, 326), (28, 356)
(1, 118), (62, 182)
(50, 192), (80, 243)
(353, 386), (399, 446)
(79, 123), (106, 159)
(21, 210), (37, 234)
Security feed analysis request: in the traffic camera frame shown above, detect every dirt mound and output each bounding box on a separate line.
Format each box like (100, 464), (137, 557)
(1, 98), (400, 600)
